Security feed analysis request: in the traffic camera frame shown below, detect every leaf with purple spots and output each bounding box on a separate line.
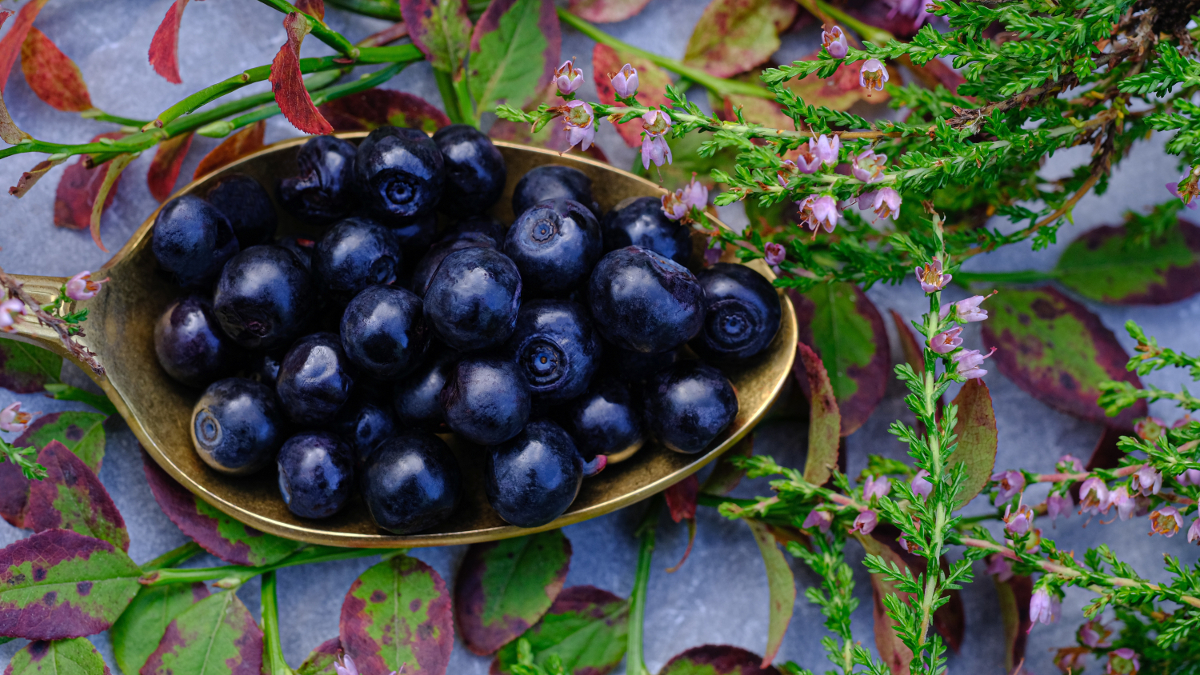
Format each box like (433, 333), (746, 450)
(141, 590), (263, 675)
(0, 529), (142, 640)
(4, 637), (112, 675)
(298, 638), (342, 675)
(0, 340), (61, 393)
(0, 412), (107, 529)
(491, 586), (628, 675)
(1055, 220), (1200, 305)
(657, 645), (782, 675)
(454, 530), (572, 655)
(25, 441), (128, 551)
(340, 555), (453, 675)
(141, 450), (303, 566)
(111, 582), (211, 675)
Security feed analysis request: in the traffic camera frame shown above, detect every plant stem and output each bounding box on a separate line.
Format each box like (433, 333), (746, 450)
(627, 497), (661, 675)
(80, 110), (150, 128)
(326, 0), (401, 20)
(556, 9), (774, 100)
(255, 0), (360, 58)
(434, 69), (468, 126)
(262, 570), (294, 675)
(802, 0), (894, 45)
(141, 545), (387, 587)
(140, 541), (204, 573)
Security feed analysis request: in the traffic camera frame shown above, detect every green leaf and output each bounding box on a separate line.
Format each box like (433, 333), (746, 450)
(796, 342), (840, 486)
(744, 520), (794, 666)
(454, 530), (572, 655)
(4, 638), (111, 675)
(340, 555), (454, 675)
(399, 0), (472, 71)
(141, 590), (263, 675)
(1055, 221), (1200, 305)
(949, 379), (997, 508)
(13, 411), (107, 472)
(492, 586), (628, 675)
(25, 441), (129, 551)
(43, 383), (118, 417)
(0, 340), (61, 393)
(111, 582), (210, 675)
(682, 0), (797, 78)
(467, 0), (560, 114)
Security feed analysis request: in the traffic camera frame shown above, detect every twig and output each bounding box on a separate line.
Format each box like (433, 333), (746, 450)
(0, 266), (105, 377)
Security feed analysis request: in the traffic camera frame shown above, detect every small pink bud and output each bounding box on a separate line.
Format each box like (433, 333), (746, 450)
(1104, 486), (1134, 521)
(952, 347), (996, 380)
(1177, 468), (1200, 486)
(821, 25), (849, 59)
(1079, 619), (1111, 648)
(1188, 517), (1200, 544)
(1150, 505), (1183, 537)
(851, 149), (887, 184)
(851, 510), (877, 534)
(1131, 465), (1162, 496)
(562, 100), (595, 152)
(915, 258), (951, 293)
(0, 402), (32, 433)
(797, 194), (839, 233)
(863, 475), (891, 501)
(1057, 454), (1084, 473)
(1029, 588), (1060, 627)
(938, 294), (990, 322)
(0, 298), (25, 333)
(814, 134), (840, 166)
(763, 242), (785, 267)
(911, 469), (932, 499)
(928, 326), (963, 354)
(802, 509), (833, 533)
(555, 59), (584, 96)
(991, 470), (1025, 502)
(985, 554), (1013, 581)
(610, 63), (639, 98)
(680, 175), (708, 210)
(1106, 648), (1140, 675)
(859, 58), (889, 91)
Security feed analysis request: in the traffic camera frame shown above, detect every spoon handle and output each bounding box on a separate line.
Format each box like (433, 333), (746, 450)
(3, 274), (105, 378)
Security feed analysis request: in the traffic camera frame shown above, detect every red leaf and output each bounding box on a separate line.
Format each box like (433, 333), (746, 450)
(296, 0), (325, 20)
(19, 27), (92, 112)
(147, 132), (194, 202)
(25, 441), (129, 551)
(270, 13), (333, 135)
(0, 0), (50, 94)
(664, 475), (698, 523)
(9, 157), (64, 198)
(567, 0), (651, 23)
(683, 0), (797, 78)
(665, 517), (696, 574)
(193, 120), (265, 179)
(89, 153), (135, 252)
(0, 94), (29, 144)
(0, 461), (29, 528)
(53, 132), (125, 232)
(317, 89), (450, 133)
(148, 0), (190, 84)
(797, 341), (840, 485)
(993, 574), (1033, 671)
(0, 10), (12, 31)
(592, 43), (673, 148)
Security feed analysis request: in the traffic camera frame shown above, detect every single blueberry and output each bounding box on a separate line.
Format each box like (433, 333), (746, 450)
(340, 285), (429, 379)
(423, 247), (522, 351)
(355, 126), (445, 222)
(213, 245), (315, 350)
(276, 236), (315, 271)
(433, 124), (507, 217)
(690, 263), (782, 362)
(410, 232), (496, 297)
(504, 199), (602, 295)
(206, 174), (278, 247)
(512, 165), (598, 217)
(586, 247), (706, 353)
(152, 195), (240, 288)
(645, 361), (738, 454)
(276, 332), (355, 426)
(278, 135), (358, 225)
(601, 196), (692, 266)
(485, 419), (583, 528)
(191, 378), (283, 475)
(332, 396), (397, 466)
(363, 433), (463, 534)
(277, 431), (354, 519)
(392, 346), (457, 428)
(560, 376), (645, 461)
(314, 217), (402, 299)
(439, 355), (530, 445)
(441, 215), (505, 245)
(504, 299), (601, 403)
(154, 295), (240, 388)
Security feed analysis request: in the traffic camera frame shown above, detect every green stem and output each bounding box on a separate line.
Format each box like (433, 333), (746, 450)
(952, 269), (1060, 285)
(326, 0), (402, 20)
(80, 109), (150, 128)
(802, 0), (894, 45)
(556, 8), (774, 100)
(140, 541), (203, 573)
(255, 0), (360, 58)
(262, 570), (294, 675)
(141, 545), (386, 588)
(434, 69), (468, 126)
(627, 497), (660, 675)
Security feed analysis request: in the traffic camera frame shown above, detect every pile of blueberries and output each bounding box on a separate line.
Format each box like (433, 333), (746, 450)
(150, 124), (782, 535)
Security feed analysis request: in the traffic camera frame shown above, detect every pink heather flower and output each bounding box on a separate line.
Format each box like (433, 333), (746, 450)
(1045, 494), (1073, 521)
(1188, 518), (1200, 544)
(797, 194), (839, 233)
(776, 160), (799, 187)
(788, 143), (822, 174)
(763, 242), (785, 267)
(952, 347), (996, 380)
(555, 59), (584, 96)
(1079, 620), (1112, 648)
(898, 533), (919, 553)
(885, 0), (934, 26)
(1058, 454), (1085, 473)
(1177, 468), (1200, 486)
(0, 298), (25, 333)
(1134, 416), (1166, 440)
(1029, 588), (1061, 626)
(1131, 465), (1162, 496)
(851, 510), (878, 535)
(863, 475), (891, 501)
(611, 63), (638, 98)
(1079, 477), (1109, 515)
(860, 58), (889, 91)
(1150, 505), (1183, 537)
(0, 402), (32, 433)
(851, 149), (887, 183)
(928, 327), (963, 354)
(704, 240), (723, 266)
(803, 509), (833, 533)
(661, 190), (688, 221)
(939, 295), (990, 322)
(1168, 170), (1199, 210)
(65, 271), (108, 301)
(822, 26), (849, 59)
(911, 469), (932, 499)
(1105, 486), (1135, 521)
(1004, 503), (1034, 536)
(814, 134), (840, 166)
(985, 554), (1013, 581)
(335, 653), (358, 675)
(991, 470), (1025, 502)
(562, 100), (595, 152)
(642, 110), (672, 136)
(642, 135), (671, 171)
(858, 188), (901, 220)
(1106, 648), (1140, 675)
(680, 175), (708, 210)
(1174, 414), (1195, 428)
(915, 258), (951, 293)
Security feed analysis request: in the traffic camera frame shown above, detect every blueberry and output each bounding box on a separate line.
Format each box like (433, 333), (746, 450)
(392, 347), (457, 428)
(411, 232), (496, 297)
(423, 247), (522, 351)
(690, 263), (781, 362)
(485, 419), (583, 528)
(277, 332), (355, 426)
(645, 361), (738, 454)
(389, 213), (438, 258)
(206, 174), (278, 248)
(560, 376), (645, 461)
(355, 126), (445, 222)
(277, 431), (354, 519)
(152, 195), (240, 288)
(191, 378), (283, 475)
(606, 344), (678, 382)
(154, 295), (239, 387)
(442, 215), (505, 245)
(586, 247), (706, 353)
(277, 236), (315, 271)
(314, 217), (402, 299)
(332, 397), (397, 466)
(512, 165), (597, 217)
(340, 285), (428, 379)
(363, 433), (462, 534)
(278, 136), (357, 225)
(504, 199), (602, 295)
(601, 196), (692, 266)
(504, 299), (601, 403)
(433, 124), (507, 217)
(214, 245), (314, 350)
(440, 355), (530, 445)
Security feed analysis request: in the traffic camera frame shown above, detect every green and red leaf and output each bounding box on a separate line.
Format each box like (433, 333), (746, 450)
(491, 586), (628, 675)
(25, 441), (128, 551)
(111, 582), (210, 675)
(340, 555), (453, 675)
(4, 637), (112, 675)
(318, 90), (450, 133)
(0, 93), (30, 144)
(0, 529), (142, 640)
(141, 590), (263, 675)
(682, 0), (797, 78)
(142, 450), (302, 566)
(400, 0), (472, 72)
(53, 132), (125, 231)
(797, 341), (840, 485)
(744, 520), (794, 667)
(657, 645), (782, 675)
(298, 638), (342, 675)
(949, 379), (997, 508)
(148, 132), (195, 202)
(149, 0), (192, 84)
(0, 0), (51, 94)
(0, 411), (104, 529)
(993, 573), (1032, 672)
(1055, 220), (1200, 305)
(0, 340), (61, 393)
(980, 285), (1147, 428)
(270, 13), (333, 135)
(454, 530), (572, 655)
(592, 43), (673, 148)
(19, 28), (92, 112)
(297, 0), (326, 19)
(468, 0), (560, 114)
(566, 0), (650, 22)
(193, 120), (265, 179)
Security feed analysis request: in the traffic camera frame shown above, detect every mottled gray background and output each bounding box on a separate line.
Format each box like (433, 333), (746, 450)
(0, 1), (1197, 674)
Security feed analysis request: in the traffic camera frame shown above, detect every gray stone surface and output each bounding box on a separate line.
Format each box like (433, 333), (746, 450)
(0, 2), (1197, 674)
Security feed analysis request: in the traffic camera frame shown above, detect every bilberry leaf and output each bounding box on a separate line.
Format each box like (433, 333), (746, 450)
(141, 590), (263, 675)
(664, 475), (699, 572)
(658, 645), (781, 675)
(193, 120), (265, 179)
(566, 0), (650, 23)
(269, 13), (333, 135)
(682, 0), (797, 78)
(9, 157), (64, 198)
(0, 341), (61, 394)
(297, 638), (342, 675)
(1055, 221), (1200, 305)
(19, 28), (92, 112)
(25, 441), (128, 551)
(52, 133), (125, 231)
(89, 153), (135, 252)
(0, 0), (51, 95)
(148, 0), (192, 84)
(147, 132), (195, 202)
(318, 89), (450, 133)
(992, 573), (1032, 672)
(296, 0), (325, 20)
(468, 0), (559, 114)
(400, 0), (472, 72)
(592, 43), (672, 148)
(491, 586), (628, 675)
(4, 637), (111, 675)
(949, 379), (997, 508)
(797, 341), (840, 486)
(745, 520), (794, 666)
(111, 582), (210, 675)
(0, 411), (104, 529)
